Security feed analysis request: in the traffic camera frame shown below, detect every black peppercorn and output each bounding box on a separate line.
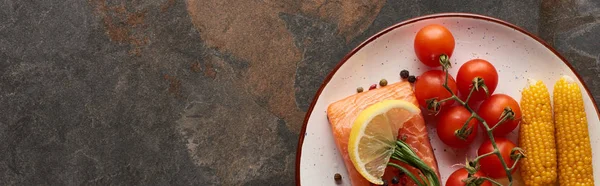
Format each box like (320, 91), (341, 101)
(382, 180), (388, 186)
(391, 177), (399, 184)
(408, 75), (416, 83)
(400, 70), (409, 79)
(334, 173), (342, 182)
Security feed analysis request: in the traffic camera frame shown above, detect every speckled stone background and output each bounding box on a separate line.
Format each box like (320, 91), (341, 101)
(0, 0), (598, 185)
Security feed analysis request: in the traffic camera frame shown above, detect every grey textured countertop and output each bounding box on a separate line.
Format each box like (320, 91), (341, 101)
(1, 0), (599, 185)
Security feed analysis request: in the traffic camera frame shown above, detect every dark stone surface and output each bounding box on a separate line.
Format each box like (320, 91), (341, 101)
(539, 0), (600, 103)
(0, 0), (597, 185)
(281, 12), (351, 111)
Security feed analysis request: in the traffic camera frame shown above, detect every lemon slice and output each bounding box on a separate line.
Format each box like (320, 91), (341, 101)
(348, 100), (420, 185)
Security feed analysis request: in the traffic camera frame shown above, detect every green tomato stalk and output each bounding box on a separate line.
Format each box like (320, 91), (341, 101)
(424, 54), (526, 186)
(384, 54), (524, 186)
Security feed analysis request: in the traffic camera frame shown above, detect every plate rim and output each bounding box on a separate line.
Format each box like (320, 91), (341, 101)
(294, 12), (600, 185)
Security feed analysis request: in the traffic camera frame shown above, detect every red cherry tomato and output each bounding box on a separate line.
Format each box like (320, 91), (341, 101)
(456, 59), (498, 102)
(478, 137), (518, 178)
(414, 24), (455, 67)
(436, 106), (478, 148)
(414, 70), (458, 112)
(478, 94), (522, 136)
(446, 168), (492, 186)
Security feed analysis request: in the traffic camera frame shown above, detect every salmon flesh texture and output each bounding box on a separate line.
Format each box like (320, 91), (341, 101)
(326, 81), (440, 185)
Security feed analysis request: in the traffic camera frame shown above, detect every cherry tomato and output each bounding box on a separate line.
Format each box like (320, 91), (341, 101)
(456, 59), (498, 102)
(414, 24), (455, 67)
(477, 137), (518, 178)
(478, 94), (522, 136)
(414, 70), (458, 112)
(446, 168), (492, 186)
(436, 106), (478, 148)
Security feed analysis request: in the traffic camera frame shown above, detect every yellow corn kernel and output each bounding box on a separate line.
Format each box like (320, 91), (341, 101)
(519, 79), (557, 186)
(554, 76), (594, 186)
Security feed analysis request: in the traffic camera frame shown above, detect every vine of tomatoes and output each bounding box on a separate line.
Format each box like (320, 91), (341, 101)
(413, 24), (525, 186)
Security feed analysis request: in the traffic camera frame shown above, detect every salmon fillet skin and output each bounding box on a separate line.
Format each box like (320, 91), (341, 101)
(326, 81), (440, 185)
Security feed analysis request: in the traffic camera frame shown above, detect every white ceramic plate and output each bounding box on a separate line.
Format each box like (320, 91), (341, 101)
(296, 13), (600, 186)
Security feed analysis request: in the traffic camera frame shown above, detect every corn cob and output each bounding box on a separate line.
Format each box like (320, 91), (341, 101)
(554, 76), (594, 186)
(519, 79), (557, 186)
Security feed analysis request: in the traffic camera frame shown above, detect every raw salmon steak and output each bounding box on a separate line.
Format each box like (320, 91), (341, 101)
(327, 81), (440, 185)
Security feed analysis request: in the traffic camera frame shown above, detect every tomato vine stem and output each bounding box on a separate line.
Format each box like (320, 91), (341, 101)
(490, 110), (513, 131)
(473, 150), (498, 163)
(509, 154), (524, 171)
(455, 114), (475, 140)
(472, 77), (490, 99)
(451, 85), (480, 140)
(435, 60), (523, 186)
